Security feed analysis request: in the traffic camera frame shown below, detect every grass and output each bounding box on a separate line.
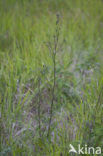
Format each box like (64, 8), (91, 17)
(0, 0), (103, 155)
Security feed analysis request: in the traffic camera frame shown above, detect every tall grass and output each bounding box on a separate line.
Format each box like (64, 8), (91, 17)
(0, 0), (103, 155)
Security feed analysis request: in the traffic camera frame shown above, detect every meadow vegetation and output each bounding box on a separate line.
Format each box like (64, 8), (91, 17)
(0, 0), (103, 155)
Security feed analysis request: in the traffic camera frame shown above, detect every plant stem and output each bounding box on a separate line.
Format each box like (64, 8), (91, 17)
(38, 77), (41, 137)
(47, 18), (60, 137)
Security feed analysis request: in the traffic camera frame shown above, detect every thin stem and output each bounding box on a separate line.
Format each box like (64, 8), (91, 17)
(38, 77), (41, 137)
(47, 53), (56, 137)
(47, 20), (60, 137)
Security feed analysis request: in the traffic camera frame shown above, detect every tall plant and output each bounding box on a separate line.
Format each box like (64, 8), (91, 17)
(47, 14), (61, 137)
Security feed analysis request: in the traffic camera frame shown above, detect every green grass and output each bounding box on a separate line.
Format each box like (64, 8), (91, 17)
(0, 0), (103, 155)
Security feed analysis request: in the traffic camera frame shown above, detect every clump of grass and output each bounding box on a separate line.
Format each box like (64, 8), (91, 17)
(0, 0), (103, 155)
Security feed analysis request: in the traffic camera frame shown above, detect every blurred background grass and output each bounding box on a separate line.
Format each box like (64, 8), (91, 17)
(0, 0), (103, 155)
